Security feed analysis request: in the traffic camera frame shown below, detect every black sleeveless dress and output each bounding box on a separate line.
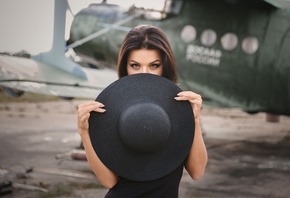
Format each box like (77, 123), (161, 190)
(104, 163), (184, 198)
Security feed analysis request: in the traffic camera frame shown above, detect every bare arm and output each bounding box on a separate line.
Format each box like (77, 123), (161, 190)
(175, 91), (208, 180)
(185, 118), (207, 180)
(78, 101), (118, 188)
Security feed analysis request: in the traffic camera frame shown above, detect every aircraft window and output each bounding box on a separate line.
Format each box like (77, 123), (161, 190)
(180, 25), (196, 43)
(201, 29), (217, 46)
(242, 36), (259, 54)
(221, 33), (238, 51)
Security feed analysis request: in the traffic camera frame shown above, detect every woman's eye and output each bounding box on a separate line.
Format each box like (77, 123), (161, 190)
(151, 64), (161, 69)
(130, 64), (139, 68)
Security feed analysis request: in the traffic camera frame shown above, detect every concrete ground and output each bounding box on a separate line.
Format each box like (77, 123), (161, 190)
(0, 93), (290, 198)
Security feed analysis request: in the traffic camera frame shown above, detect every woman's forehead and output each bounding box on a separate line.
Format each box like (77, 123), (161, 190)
(128, 49), (161, 61)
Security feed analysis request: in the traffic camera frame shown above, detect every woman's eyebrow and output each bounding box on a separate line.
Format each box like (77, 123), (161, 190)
(128, 59), (161, 64)
(128, 60), (139, 63)
(149, 60), (161, 64)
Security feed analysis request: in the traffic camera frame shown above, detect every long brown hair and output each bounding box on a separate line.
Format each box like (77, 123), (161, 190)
(117, 25), (178, 83)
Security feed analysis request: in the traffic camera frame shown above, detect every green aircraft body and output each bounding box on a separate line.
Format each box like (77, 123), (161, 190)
(68, 0), (290, 116)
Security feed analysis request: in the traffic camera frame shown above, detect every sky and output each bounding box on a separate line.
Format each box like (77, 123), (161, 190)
(0, 0), (164, 55)
(0, 0), (54, 54)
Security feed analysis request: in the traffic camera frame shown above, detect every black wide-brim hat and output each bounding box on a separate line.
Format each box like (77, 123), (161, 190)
(89, 73), (195, 181)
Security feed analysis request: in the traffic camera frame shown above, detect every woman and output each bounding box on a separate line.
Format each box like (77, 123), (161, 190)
(78, 25), (208, 197)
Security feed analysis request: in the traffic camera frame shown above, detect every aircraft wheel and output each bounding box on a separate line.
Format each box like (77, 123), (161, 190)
(2, 86), (24, 97)
(59, 96), (74, 100)
(245, 110), (258, 114)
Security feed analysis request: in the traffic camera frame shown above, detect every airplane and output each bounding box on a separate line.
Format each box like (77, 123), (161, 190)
(0, 0), (290, 122)
(0, 0), (118, 100)
(67, 0), (290, 120)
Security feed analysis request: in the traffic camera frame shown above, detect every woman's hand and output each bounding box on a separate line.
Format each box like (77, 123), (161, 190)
(77, 101), (118, 188)
(176, 91), (207, 180)
(174, 91), (202, 120)
(77, 101), (106, 136)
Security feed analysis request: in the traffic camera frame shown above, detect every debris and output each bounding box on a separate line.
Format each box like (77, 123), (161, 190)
(12, 182), (48, 192)
(0, 169), (8, 177)
(0, 179), (12, 195)
(55, 149), (87, 165)
(69, 149), (87, 161)
(266, 113), (280, 122)
(32, 167), (95, 179)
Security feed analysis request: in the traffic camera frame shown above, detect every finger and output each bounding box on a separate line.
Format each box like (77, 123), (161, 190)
(78, 101), (106, 114)
(177, 91), (201, 98)
(78, 118), (88, 130)
(78, 112), (90, 123)
(174, 92), (202, 121)
(189, 98), (202, 106)
(78, 109), (105, 127)
(174, 95), (202, 102)
(78, 101), (105, 109)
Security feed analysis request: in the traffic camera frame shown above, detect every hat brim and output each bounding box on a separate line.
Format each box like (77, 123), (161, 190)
(89, 73), (194, 181)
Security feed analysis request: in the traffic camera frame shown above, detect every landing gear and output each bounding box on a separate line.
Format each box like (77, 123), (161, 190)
(2, 86), (24, 97)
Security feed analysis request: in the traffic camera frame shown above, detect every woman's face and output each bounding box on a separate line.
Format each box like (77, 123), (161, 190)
(126, 49), (163, 76)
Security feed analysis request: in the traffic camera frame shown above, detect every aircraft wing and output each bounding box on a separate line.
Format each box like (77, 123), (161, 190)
(0, 55), (118, 99)
(264, 0), (290, 9)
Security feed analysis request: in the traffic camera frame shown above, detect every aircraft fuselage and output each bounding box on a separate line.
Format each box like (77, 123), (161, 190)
(68, 0), (290, 116)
